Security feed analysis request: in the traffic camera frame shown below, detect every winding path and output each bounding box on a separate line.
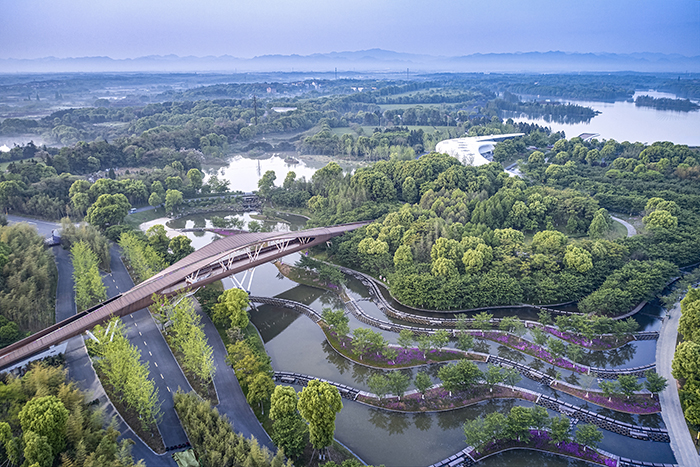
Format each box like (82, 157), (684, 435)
(611, 215), (637, 237)
(657, 302), (700, 466)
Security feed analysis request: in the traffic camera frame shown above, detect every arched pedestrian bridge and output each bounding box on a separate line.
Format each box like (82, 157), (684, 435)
(0, 221), (368, 370)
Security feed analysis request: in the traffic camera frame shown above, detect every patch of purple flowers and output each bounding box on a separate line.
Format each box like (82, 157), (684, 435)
(471, 430), (616, 467)
(544, 326), (617, 350)
(477, 331), (587, 373)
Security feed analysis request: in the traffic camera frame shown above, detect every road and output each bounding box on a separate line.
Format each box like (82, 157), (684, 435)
(657, 301), (699, 467)
(195, 300), (275, 451)
(7, 216), (181, 465)
(104, 245), (192, 450)
(611, 215), (637, 237)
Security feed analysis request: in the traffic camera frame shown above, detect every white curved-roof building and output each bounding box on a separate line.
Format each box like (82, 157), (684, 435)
(435, 133), (524, 167)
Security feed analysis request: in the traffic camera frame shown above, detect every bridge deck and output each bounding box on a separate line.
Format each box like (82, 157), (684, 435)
(0, 222), (368, 370)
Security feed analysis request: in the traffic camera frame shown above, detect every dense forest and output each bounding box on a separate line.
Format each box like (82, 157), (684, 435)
(260, 135), (699, 314)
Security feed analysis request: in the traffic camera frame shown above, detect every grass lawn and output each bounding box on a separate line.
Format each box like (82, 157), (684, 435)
(124, 207), (166, 227)
(609, 219), (629, 239)
(0, 156), (42, 171)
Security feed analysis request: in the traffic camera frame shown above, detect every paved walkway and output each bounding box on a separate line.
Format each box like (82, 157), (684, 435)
(195, 300), (275, 451)
(611, 215), (637, 237)
(657, 301), (698, 466)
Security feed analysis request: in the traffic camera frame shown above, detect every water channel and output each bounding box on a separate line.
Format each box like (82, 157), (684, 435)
(142, 203), (673, 466)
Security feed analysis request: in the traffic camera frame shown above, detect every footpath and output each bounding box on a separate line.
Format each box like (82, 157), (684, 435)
(657, 302), (700, 466)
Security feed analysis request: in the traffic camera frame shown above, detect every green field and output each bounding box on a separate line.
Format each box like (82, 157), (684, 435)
(0, 156), (42, 171)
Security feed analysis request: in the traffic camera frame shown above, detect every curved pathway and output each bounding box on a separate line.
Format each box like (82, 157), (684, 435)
(611, 215), (637, 237)
(657, 301), (700, 466)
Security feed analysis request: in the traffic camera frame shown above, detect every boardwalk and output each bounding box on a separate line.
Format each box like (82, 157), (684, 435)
(657, 302), (699, 466)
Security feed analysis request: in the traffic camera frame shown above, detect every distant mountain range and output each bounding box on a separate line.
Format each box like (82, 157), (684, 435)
(1, 49), (699, 73)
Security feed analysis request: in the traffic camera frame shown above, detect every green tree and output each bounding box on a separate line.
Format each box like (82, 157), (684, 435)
(148, 191), (162, 208)
(169, 235), (195, 263)
(438, 360), (482, 393)
(599, 380), (619, 402)
(22, 431), (53, 467)
(18, 395), (69, 457)
(322, 308), (350, 337)
(588, 208), (612, 239)
(574, 424), (603, 451)
(212, 288), (250, 329)
(471, 312), (493, 335)
(297, 380), (343, 450)
(386, 371), (410, 399)
(71, 241), (107, 311)
(643, 209), (678, 232)
(617, 374), (642, 398)
(247, 373), (275, 413)
(504, 406), (533, 442)
(414, 372), (432, 399)
(463, 417), (489, 451)
(549, 416), (571, 446)
(86, 193), (131, 229)
(258, 170), (277, 198)
(563, 245), (593, 273)
(164, 189), (183, 213)
(483, 365), (505, 393)
(644, 370), (668, 397)
(397, 329), (414, 350)
(503, 367), (521, 387)
(430, 329), (449, 350)
(187, 168), (203, 192)
(547, 338), (566, 360)
(367, 373), (389, 400)
(672, 340), (700, 381)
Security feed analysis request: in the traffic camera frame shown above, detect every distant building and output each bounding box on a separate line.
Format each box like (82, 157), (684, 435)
(435, 133), (524, 166)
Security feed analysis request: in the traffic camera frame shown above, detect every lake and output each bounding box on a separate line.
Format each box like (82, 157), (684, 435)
(510, 91), (700, 146)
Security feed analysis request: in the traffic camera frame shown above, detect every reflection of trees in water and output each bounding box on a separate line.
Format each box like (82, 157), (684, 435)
(352, 364), (374, 386)
(607, 344), (636, 368)
(583, 343), (637, 369)
(565, 372), (580, 386)
(387, 413), (410, 435)
(192, 216), (206, 229)
(596, 407), (635, 426)
(368, 408), (389, 431)
(413, 413), (432, 432)
(367, 409), (410, 435)
(498, 345), (526, 363)
(437, 410), (464, 431)
(637, 413), (663, 429)
(321, 341), (350, 374)
(472, 339), (490, 354)
(529, 359), (545, 372)
(319, 292), (344, 309)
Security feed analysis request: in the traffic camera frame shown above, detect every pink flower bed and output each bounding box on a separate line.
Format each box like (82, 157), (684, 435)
(476, 331), (588, 373)
(543, 326), (627, 350)
(471, 430), (616, 467)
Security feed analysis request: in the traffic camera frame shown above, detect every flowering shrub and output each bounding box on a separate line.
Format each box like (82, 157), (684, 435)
(471, 430), (616, 467)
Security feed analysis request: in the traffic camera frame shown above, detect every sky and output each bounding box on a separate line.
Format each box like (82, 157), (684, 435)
(1, 0), (699, 59)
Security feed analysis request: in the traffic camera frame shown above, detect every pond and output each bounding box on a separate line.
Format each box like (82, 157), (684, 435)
(203, 154), (358, 193)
